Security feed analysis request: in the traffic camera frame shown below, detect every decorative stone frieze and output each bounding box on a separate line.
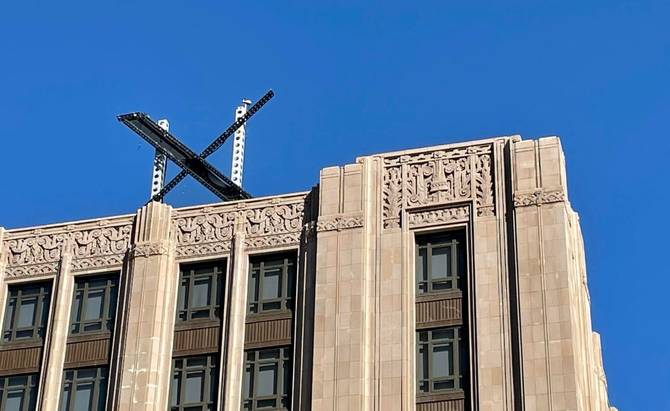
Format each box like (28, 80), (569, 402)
(172, 212), (236, 258)
(513, 189), (565, 207)
(407, 205), (470, 228)
(5, 217), (133, 277)
(172, 194), (309, 256)
(316, 215), (364, 232)
(131, 241), (172, 257)
(382, 143), (495, 228)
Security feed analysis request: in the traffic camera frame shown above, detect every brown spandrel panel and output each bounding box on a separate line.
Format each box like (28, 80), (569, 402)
(244, 317), (292, 349)
(416, 399), (465, 411)
(64, 337), (110, 368)
(173, 325), (220, 356)
(0, 345), (42, 375)
(416, 296), (462, 328)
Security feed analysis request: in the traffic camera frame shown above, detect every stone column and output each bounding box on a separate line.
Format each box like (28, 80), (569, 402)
(40, 240), (75, 410)
(116, 202), (178, 411)
(311, 163), (372, 411)
(512, 137), (608, 411)
(222, 230), (248, 411)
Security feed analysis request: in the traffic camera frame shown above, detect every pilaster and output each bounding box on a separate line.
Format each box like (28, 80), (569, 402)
(116, 201), (177, 411)
(40, 240), (75, 410)
(512, 137), (586, 411)
(311, 163), (369, 411)
(222, 229), (248, 411)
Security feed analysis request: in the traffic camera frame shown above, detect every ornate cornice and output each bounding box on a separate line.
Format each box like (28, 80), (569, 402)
(407, 206), (470, 228)
(316, 215), (364, 232)
(513, 189), (565, 207)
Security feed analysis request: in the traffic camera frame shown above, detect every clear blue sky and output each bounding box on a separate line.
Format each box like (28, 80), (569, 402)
(1, 1), (668, 408)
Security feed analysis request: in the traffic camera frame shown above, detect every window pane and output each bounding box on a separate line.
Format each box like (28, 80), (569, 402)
(6, 390), (23, 411)
(61, 385), (71, 411)
(71, 292), (83, 324)
(432, 344), (453, 378)
(417, 248), (427, 282)
(97, 378), (108, 410)
(170, 372), (180, 406)
(257, 364), (277, 396)
(18, 297), (37, 328)
(74, 382), (93, 411)
(185, 371), (204, 403)
(178, 280), (188, 312)
(259, 349), (279, 360)
(431, 247), (450, 279)
(4, 300), (15, 332)
(417, 344), (428, 380)
(192, 278), (211, 308)
(248, 271), (258, 304)
(262, 269), (281, 300)
(84, 290), (104, 321)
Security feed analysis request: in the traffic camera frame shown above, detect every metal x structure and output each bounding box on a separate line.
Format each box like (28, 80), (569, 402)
(117, 90), (274, 203)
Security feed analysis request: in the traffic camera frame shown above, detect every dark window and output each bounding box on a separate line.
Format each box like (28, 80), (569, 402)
(60, 366), (108, 411)
(417, 327), (465, 394)
(2, 281), (51, 343)
(0, 373), (38, 411)
(70, 274), (118, 335)
(170, 355), (218, 411)
(242, 347), (291, 410)
(416, 232), (465, 295)
(176, 262), (224, 323)
(248, 254), (295, 315)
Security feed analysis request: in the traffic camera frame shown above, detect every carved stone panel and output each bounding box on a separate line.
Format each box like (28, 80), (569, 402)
(407, 206), (470, 229)
(172, 195), (309, 256)
(5, 217), (133, 277)
(382, 144), (495, 229)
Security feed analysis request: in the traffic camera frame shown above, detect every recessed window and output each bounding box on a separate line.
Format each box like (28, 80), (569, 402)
(242, 347), (291, 410)
(416, 232), (465, 295)
(60, 366), (108, 411)
(0, 373), (38, 411)
(176, 261), (224, 323)
(170, 355), (218, 411)
(70, 274), (118, 336)
(416, 327), (465, 394)
(2, 281), (51, 343)
(248, 254), (295, 315)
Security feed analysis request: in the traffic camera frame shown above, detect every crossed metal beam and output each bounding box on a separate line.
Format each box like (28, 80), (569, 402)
(117, 90), (274, 203)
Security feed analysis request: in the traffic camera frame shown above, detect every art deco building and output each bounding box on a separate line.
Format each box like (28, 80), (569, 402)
(0, 136), (615, 411)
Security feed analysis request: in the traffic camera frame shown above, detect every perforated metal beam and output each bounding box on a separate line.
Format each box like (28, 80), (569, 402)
(117, 112), (251, 201)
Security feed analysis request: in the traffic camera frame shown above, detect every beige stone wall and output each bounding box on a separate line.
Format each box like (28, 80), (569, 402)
(0, 136), (613, 410)
(512, 137), (613, 411)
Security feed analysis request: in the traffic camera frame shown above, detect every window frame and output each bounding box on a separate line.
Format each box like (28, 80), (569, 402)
(416, 326), (465, 395)
(415, 232), (465, 296)
(2, 281), (51, 344)
(0, 373), (38, 411)
(176, 261), (225, 324)
(60, 366), (109, 411)
(247, 254), (295, 316)
(69, 273), (119, 337)
(170, 354), (218, 411)
(242, 346), (292, 410)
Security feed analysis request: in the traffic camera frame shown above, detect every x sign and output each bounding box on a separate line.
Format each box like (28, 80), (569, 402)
(118, 90), (274, 203)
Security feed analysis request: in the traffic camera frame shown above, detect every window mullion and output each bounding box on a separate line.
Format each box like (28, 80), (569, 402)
(282, 259), (289, 310)
(211, 270), (218, 320)
(258, 263), (265, 314)
(451, 240), (458, 289)
(187, 271), (195, 320)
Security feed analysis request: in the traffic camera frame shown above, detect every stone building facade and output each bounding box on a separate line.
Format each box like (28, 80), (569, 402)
(0, 135), (615, 410)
